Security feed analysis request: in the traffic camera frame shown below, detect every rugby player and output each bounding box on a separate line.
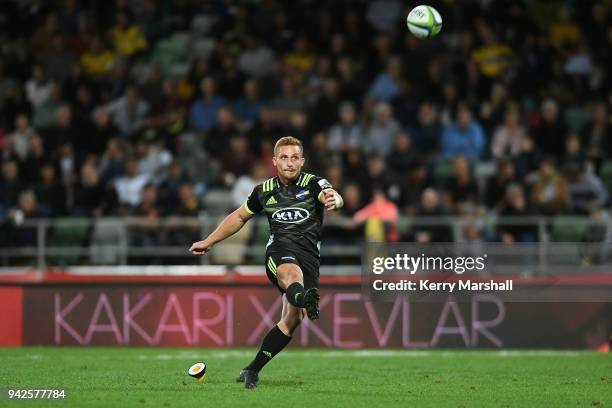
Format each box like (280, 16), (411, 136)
(189, 136), (344, 389)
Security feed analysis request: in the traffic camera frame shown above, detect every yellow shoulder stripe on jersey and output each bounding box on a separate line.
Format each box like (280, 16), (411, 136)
(300, 173), (314, 187)
(243, 201), (255, 215)
(263, 178), (275, 192)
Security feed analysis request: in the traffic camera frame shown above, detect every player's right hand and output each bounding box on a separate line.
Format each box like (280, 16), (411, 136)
(190, 240), (212, 256)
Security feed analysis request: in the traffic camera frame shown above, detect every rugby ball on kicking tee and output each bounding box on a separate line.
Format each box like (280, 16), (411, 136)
(407, 5), (442, 39)
(188, 362), (207, 382)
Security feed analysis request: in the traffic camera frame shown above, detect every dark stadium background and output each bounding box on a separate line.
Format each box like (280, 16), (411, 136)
(0, 0), (611, 351)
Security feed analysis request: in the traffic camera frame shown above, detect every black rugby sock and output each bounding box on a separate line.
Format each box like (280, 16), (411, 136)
(246, 325), (292, 372)
(286, 282), (306, 308)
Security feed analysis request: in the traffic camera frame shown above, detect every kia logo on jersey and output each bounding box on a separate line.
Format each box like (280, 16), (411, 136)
(272, 208), (309, 223)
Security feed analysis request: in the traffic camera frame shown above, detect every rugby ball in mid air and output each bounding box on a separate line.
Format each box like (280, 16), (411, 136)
(407, 5), (442, 39)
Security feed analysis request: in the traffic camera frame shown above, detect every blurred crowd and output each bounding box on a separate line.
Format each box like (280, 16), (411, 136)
(0, 0), (611, 245)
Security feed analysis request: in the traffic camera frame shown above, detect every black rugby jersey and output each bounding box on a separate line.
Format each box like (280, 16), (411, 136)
(244, 172), (333, 254)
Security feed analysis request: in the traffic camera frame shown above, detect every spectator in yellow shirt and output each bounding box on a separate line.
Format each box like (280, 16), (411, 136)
(80, 36), (115, 78)
(549, 6), (581, 48)
(283, 36), (314, 85)
(109, 9), (147, 57)
(471, 24), (512, 78)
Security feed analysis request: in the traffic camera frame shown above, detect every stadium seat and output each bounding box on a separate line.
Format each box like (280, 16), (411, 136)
(203, 190), (235, 215)
(211, 222), (253, 265)
(151, 34), (189, 73)
(431, 161), (456, 189)
(89, 218), (127, 265)
(599, 160), (612, 197)
(550, 216), (588, 242)
(48, 218), (92, 265)
(190, 38), (216, 61)
(563, 106), (590, 133)
(191, 15), (213, 37)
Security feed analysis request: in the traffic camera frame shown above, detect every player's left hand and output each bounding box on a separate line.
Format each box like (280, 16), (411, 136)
(324, 190), (338, 211)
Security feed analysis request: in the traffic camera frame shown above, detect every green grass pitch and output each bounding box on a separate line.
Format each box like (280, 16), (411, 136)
(0, 348), (609, 407)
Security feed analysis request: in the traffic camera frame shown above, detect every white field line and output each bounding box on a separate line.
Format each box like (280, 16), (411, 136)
(133, 349), (583, 360)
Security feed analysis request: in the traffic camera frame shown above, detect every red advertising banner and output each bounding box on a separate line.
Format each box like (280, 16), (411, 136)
(21, 284), (611, 349)
(0, 287), (23, 346)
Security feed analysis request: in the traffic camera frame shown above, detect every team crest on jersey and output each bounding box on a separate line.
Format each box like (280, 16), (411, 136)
(272, 207), (309, 223)
(295, 189), (310, 200)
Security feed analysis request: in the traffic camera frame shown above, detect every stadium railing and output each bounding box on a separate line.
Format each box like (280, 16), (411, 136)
(0, 215), (610, 271)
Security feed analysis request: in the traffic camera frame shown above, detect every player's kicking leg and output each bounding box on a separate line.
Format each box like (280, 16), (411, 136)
(238, 263), (319, 389)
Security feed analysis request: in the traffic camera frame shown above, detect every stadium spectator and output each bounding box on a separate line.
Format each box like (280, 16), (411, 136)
(6, 114), (35, 161)
(189, 77), (225, 132)
(366, 0), (402, 32)
(137, 136), (173, 184)
(129, 184), (161, 247)
(73, 161), (117, 217)
(205, 106), (239, 157)
(408, 188), (452, 242)
(231, 161), (268, 208)
(309, 77), (341, 132)
(114, 157), (150, 210)
(106, 85), (150, 137)
(497, 184), (537, 243)
(364, 102), (400, 157)
(561, 135), (586, 170)
(581, 101), (611, 169)
(217, 55), (246, 101)
(386, 131), (420, 175)
(233, 80), (264, 128)
(98, 138), (125, 183)
(174, 183), (201, 217)
(42, 34), (78, 81)
(237, 38), (274, 79)
(440, 104), (486, 162)
(564, 164), (608, 215)
(479, 83), (509, 135)
(42, 105), (78, 155)
(88, 107), (119, 157)
(221, 136), (255, 186)
(368, 56), (402, 102)
(327, 102), (362, 153)
(530, 158), (569, 215)
(409, 101), (442, 158)
(447, 156), (479, 214)
(530, 98), (567, 159)
(491, 108), (527, 160)
(34, 164), (66, 217)
(353, 188), (399, 224)
(25, 65), (53, 110)
(363, 154), (396, 204)
(514, 136), (542, 180)
(109, 9), (148, 57)
(32, 82), (64, 130)
(549, 6), (581, 49)
(19, 135), (46, 185)
(269, 76), (307, 113)
(158, 161), (191, 213)
(0, 160), (24, 210)
(0, 0), (611, 253)
(485, 159), (517, 210)
(284, 111), (311, 151)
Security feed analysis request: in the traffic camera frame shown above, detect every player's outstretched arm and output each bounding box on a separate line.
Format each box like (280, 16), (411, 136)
(319, 189), (344, 211)
(190, 205), (254, 256)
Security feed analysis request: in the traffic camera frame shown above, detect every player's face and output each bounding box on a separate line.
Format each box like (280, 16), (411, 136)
(273, 145), (304, 180)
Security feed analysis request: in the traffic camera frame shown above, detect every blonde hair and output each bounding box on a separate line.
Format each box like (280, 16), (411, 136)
(274, 136), (303, 156)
